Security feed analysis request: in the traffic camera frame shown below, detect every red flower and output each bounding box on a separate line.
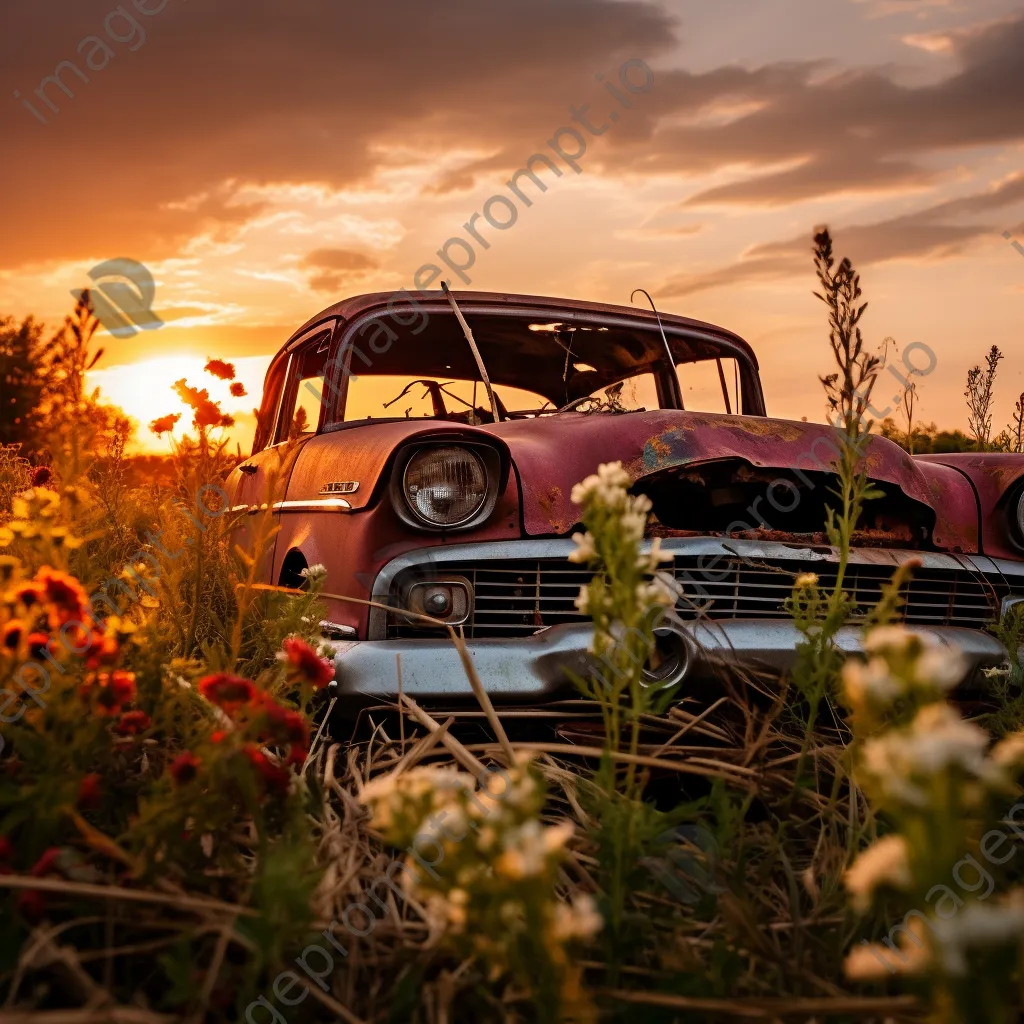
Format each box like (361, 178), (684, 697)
(169, 751), (200, 785)
(0, 836), (13, 866)
(198, 673), (258, 713)
(37, 568), (89, 627)
(81, 671), (136, 716)
(210, 730), (228, 744)
(83, 632), (120, 669)
(77, 774), (102, 810)
(281, 637), (335, 690)
(1, 621), (25, 653)
(204, 358), (236, 381)
(229, 382), (247, 397)
(31, 848), (63, 878)
(16, 890), (47, 923)
(260, 700), (309, 748)
(114, 710), (151, 736)
(242, 745), (291, 795)
(30, 466), (53, 488)
(149, 412), (181, 436)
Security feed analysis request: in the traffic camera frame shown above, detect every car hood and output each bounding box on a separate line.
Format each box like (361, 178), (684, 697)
(480, 410), (976, 548)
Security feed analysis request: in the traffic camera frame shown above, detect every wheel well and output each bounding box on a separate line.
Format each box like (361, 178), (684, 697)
(279, 549), (308, 590)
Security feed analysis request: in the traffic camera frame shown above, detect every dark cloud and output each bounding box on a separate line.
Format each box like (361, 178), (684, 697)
(300, 248), (380, 293)
(657, 173), (1024, 297)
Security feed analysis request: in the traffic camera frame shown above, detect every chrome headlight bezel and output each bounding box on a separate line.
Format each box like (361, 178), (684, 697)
(390, 441), (501, 531)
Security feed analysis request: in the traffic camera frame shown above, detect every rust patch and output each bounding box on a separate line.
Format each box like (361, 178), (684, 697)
(538, 485), (574, 534)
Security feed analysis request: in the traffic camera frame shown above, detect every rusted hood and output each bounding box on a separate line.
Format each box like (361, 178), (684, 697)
(482, 410), (960, 539)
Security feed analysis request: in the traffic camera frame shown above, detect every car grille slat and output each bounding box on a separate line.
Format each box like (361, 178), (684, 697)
(385, 555), (1006, 639)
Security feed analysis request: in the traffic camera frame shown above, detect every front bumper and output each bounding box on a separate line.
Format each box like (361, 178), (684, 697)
(324, 537), (1024, 702)
(325, 620), (1012, 701)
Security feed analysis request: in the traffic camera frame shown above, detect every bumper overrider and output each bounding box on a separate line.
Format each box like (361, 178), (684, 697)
(323, 538), (1024, 702)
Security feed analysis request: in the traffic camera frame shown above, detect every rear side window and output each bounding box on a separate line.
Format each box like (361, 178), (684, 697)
(272, 328), (334, 444)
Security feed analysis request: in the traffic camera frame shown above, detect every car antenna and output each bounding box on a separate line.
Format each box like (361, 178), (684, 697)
(442, 281), (501, 423)
(631, 287), (683, 410)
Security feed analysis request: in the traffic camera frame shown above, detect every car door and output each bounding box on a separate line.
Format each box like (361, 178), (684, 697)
(227, 321), (336, 580)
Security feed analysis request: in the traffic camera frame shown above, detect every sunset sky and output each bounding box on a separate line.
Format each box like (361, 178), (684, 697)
(2, 0), (1023, 452)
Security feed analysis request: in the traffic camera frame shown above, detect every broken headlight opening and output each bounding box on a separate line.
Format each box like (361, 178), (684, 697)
(399, 576), (473, 627)
(391, 442), (501, 530)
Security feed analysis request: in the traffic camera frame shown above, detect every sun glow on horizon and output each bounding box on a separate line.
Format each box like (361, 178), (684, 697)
(87, 353), (272, 454)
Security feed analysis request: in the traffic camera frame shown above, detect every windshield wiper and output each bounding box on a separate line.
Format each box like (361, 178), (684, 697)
(442, 282), (502, 424)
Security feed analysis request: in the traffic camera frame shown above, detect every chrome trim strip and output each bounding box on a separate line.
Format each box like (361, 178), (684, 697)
(367, 537), (1024, 639)
(229, 498), (352, 515)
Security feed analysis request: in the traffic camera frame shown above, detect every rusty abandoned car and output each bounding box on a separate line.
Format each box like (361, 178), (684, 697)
(226, 289), (1024, 702)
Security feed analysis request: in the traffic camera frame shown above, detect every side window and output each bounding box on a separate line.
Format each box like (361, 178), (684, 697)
(587, 372), (659, 412)
(677, 358), (740, 414)
(252, 359), (287, 454)
(272, 327), (334, 444)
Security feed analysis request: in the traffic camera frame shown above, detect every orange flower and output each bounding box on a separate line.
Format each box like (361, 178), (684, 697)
(229, 382), (247, 397)
(149, 413), (181, 436)
(77, 774), (102, 810)
(27, 633), (51, 660)
(38, 568), (88, 626)
(11, 581), (45, 610)
(83, 631), (120, 669)
(173, 379), (235, 431)
(204, 358), (236, 381)
(169, 751), (200, 785)
(1, 620), (25, 653)
(281, 637), (335, 689)
(198, 673), (257, 713)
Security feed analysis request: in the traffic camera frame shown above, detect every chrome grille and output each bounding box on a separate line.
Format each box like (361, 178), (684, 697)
(385, 554), (1006, 639)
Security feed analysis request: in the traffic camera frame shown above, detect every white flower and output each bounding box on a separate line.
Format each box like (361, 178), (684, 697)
(992, 732), (1024, 772)
(495, 819), (573, 879)
(912, 646), (968, 691)
(864, 625), (915, 656)
(842, 656), (902, 713)
(359, 766), (474, 830)
(844, 835), (912, 912)
(844, 927), (930, 979)
(570, 461), (631, 507)
(620, 508), (647, 543)
(568, 531), (596, 564)
(300, 563), (327, 581)
(930, 896), (1024, 975)
(861, 704), (996, 806)
(574, 586), (590, 614)
(551, 894), (603, 941)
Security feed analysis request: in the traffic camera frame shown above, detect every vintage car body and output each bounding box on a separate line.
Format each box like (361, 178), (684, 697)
(226, 290), (1024, 703)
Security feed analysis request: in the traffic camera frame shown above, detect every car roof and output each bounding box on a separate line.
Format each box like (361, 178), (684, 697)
(282, 289), (759, 368)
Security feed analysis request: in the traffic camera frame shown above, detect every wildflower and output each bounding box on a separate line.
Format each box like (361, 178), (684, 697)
(929, 895), (1024, 975)
(16, 890), (47, 923)
(551, 894), (603, 941)
(242, 744), (291, 795)
(842, 656), (901, 715)
(30, 466), (52, 488)
(114, 710), (151, 736)
(360, 766), (475, 831)
(259, 699), (309, 749)
(863, 625), (915, 656)
(845, 932), (929, 979)
(570, 461), (631, 506)
(567, 531), (596, 564)
(27, 632), (52, 660)
(11, 581), (44, 609)
(844, 835), (912, 912)
(299, 563), (326, 581)
(83, 631), (120, 669)
(861, 704), (994, 807)
(204, 358), (236, 380)
(0, 527), (13, 549)
(229, 381), (247, 397)
(280, 637), (335, 689)
(81, 671), (136, 716)
(638, 536), (674, 572)
(197, 672), (258, 713)
(1, 620), (25, 653)
(31, 848), (63, 878)
(794, 572), (819, 588)
(495, 819), (574, 880)
(169, 752), (201, 785)
(173, 379), (235, 430)
(992, 732), (1024, 772)
(149, 413), (181, 436)
(76, 774), (102, 810)
(210, 729), (228, 744)
(38, 568), (88, 626)
(0, 555), (19, 582)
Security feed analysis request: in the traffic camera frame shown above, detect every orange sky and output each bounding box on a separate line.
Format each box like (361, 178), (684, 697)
(2, 0), (1023, 453)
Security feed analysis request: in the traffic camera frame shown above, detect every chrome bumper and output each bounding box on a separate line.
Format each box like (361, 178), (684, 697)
(325, 620), (1013, 701)
(324, 537), (1024, 702)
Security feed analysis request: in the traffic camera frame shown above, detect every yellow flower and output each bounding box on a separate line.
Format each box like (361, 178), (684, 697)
(0, 530), (14, 551)
(794, 573), (819, 588)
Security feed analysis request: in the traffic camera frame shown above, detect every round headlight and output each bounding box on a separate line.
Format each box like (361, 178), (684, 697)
(403, 446), (488, 527)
